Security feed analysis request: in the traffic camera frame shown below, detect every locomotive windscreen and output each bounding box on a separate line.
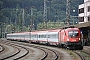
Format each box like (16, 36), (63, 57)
(68, 30), (78, 38)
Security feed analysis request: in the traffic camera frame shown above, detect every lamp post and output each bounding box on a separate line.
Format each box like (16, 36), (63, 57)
(1, 23), (5, 38)
(1, 23), (3, 38)
(3, 23), (6, 38)
(30, 25), (32, 41)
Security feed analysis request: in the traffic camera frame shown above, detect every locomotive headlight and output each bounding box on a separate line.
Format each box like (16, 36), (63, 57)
(67, 39), (69, 41)
(79, 38), (80, 40)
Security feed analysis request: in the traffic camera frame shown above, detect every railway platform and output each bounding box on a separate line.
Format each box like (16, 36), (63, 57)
(75, 21), (90, 46)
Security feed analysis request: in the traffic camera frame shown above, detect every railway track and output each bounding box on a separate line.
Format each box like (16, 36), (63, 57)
(80, 50), (90, 60)
(0, 39), (73, 60)
(0, 45), (5, 53)
(40, 47), (58, 60)
(0, 45), (20, 60)
(28, 45), (59, 60)
(81, 50), (90, 57)
(7, 45), (29, 60)
(22, 43), (73, 60)
(73, 50), (90, 60)
(10, 41), (59, 60)
(0, 43), (20, 60)
(0, 41), (29, 60)
(0, 40), (59, 60)
(73, 51), (86, 60)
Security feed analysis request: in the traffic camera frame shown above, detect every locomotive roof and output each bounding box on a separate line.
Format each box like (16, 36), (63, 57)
(62, 26), (75, 29)
(65, 28), (79, 31)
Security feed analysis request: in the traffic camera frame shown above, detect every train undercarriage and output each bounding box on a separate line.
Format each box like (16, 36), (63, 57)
(65, 41), (83, 50)
(58, 41), (83, 50)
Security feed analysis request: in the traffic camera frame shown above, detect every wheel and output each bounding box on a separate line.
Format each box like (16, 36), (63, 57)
(57, 43), (61, 48)
(79, 46), (83, 50)
(46, 42), (50, 46)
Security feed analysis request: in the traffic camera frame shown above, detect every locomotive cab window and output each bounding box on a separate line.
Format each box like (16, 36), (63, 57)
(68, 30), (78, 38)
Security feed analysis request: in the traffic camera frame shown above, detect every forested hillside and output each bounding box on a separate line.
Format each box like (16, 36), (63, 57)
(0, 0), (83, 31)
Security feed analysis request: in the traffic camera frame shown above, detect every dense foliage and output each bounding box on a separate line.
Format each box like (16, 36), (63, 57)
(0, 0), (83, 31)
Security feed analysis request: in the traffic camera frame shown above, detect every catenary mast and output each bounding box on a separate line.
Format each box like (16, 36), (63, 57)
(43, 0), (47, 28)
(66, 0), (71, 25)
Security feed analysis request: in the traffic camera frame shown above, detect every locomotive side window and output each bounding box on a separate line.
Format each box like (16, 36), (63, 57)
(68, 30), (78, 38)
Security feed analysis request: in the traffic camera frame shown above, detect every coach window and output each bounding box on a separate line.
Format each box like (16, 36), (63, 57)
(43, 35), (45, 38)
(12, 35), (14, 37)
(31, 35), (33, 38)
(33, 35), (34, 38)
(21, 35), (24, 37)
(34, 35), (35, 38)
(40, 35), (41, 38)
(50, 35), (52, 38)
(54, 34), (56, 38)
(8, 35), (10, 37)
(43, 35), (46, 38)
(52, 35), (54, 38)
(39, 35), (41, 38)
(14, 35), (15, 37)
(55, 34), (58, 38)
(32, 35), (33, 38)
(45, 35), (46, 38)
(33, 35), (35, 38)
(48, 35), (50, 38)
(52, 34), (56, 38)
(51, 35), (53, 38)
(43, 35), (44, 38)
(14, 35), (16, 37)
(40, 35), (43, 38)
(9, 35), (11, 37)
(41, 35), (43, 38)
(48, 34), (51, 38)
(35, 35), (37, 38)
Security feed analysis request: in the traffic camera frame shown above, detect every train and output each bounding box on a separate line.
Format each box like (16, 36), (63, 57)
(6, 27), (83, 50)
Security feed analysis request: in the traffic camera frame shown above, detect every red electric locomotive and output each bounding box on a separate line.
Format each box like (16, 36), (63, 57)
(59, 27), (83, 49)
